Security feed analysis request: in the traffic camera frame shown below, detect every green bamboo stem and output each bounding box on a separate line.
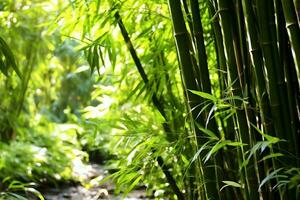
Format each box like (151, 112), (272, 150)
(207, 2), (228, 93)
(190, 2), (230, 199)
(168, 0), (221, 198)
(268, 0), (294, 150)
(234, 1), (266, 199)
(182, 0), (195, 42)
(217, 0), (262, 199)
(208, 4), (245, 200)
(216, 0), (250, 147)
(241, 0), (274, 137)
(256, 0), (285, 142)
(275, 0), (299, 161)
(241, 1), (277, 198)
(295, 0), (300, 23)
(190, 0), (221, 134)
(208, 2), (236, 142)
(190, 0), (211, 94)
(233, 0), (247, 90)
(281, 0), (300, 87)
(256, 3), (294, 197)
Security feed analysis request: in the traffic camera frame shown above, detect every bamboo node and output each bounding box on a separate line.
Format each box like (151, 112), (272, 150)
(286, 21), (298, 29)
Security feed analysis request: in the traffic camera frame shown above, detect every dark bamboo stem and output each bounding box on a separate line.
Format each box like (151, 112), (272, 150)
(114, 11), (184, 200)
(168, 0), (220, 198)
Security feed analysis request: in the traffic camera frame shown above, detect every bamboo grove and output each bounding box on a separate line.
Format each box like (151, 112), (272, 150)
(1, 0), (300, 199)
(60, 0), (300, 199)
(167, 0), (300, 199)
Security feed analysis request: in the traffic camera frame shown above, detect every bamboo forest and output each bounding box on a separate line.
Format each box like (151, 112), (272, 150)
(1, 0), (300, 199)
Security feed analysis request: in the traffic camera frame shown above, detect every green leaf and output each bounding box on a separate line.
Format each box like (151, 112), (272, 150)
(220, 181), (242, 191)
(125, 175), (143, 194)
(222, 181), (242, 187)
(6, 192), (28, 200)
(0, 37), (22, 79)
(24, 188), (45, 200)
(0, 57), (8, 76)
(189, 90), (218, 102)
(181, 155), (189, 166)
(196, 124), (219, 140)
(204, 140), (224, 163)
(204, 140), (246, 163)
(251, 123), (281, 143)
(259, 168), (286, 189)
(259, 153), (284, 162)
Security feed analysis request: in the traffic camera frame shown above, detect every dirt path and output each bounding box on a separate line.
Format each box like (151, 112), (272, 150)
(42, 163), (152, 200)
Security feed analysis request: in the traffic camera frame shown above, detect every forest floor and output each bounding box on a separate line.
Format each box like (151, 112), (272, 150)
(41, 163), (152, 200)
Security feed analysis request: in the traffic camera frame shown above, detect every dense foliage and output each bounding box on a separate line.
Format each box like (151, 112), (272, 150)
(0, 0), (300, 199)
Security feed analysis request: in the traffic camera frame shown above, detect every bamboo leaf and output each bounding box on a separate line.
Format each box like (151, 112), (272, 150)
(6, 193), (28, 200)
(251, 123), (281, 143)
(0, 37), (22, 78)
(126, 175), (143, 194)
(259, 168), (286, 189)
(220, 181), (242, 191)
(24, 188), (45, 200)
(204, 140), (223, 163)
(259, 153), (284, 162)
(196, 124), (219, 140)
(189, 90), (218, 102)
(190, 140), (213, 164)
(223, 181), (242, 187)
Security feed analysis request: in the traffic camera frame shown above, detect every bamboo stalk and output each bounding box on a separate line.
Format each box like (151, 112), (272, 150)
(241, 0), (274, 138)
(241, 1), (277, 198)
(269, 0), (294, 151)
(216, 0), (262, 199)
(167, 0), (221, 198)
(275, 0), (299, 161)
(208, 2), (236, 141)
(114, 11), (184, 200)
(295, 0), (300, 23)
(281, 0), (300, 86)
(190, 0), (211, 94)
(256, 0), (285, 142)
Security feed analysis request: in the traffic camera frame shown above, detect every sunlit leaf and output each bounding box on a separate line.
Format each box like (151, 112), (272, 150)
(259, 153), (284, 162)
(220, 181), (242, 191)
(189, 90), (218, 102)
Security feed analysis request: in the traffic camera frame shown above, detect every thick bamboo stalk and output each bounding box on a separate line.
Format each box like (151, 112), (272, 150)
(190, 0), (221, 134)
(275, 0), (299, 160)
(295, 0), (300, 23)
(217, 0), (261, 199)
(241, 1), (277, 198)
(208, 2), (236, 141)
(281, 0), (300, 86)
(208, 4), (243, 199)
(217, 0), (249, 146)
(256, 0), (286, 141)
(241, 0), (274, 137)
(190, 0), (211, 94)
(268, 0), (294, 150)
(167, 0), (221, 198)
